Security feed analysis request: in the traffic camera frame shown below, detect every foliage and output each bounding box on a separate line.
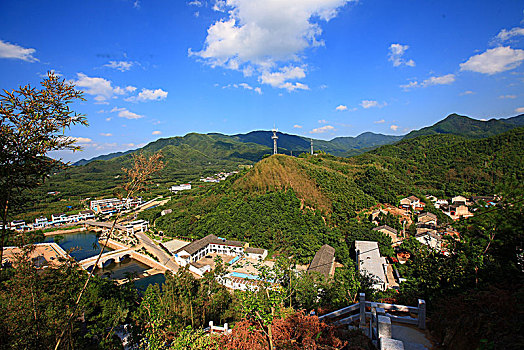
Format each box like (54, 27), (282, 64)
(0, 72), (87, 263)
(133, 267), (235, 348)
(0, 250), (138, 350)
(395, 187), (524, 348)
(430, 285), (524, 350)
(404, 113), (524, 140)
(363, 127), (524, 196)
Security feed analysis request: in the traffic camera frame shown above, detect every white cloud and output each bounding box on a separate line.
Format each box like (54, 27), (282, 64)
(335, 104), (348, 111)
(190, 0), (351, 89)
(390, 124), (399, 131)
(310, 125), (335, 134)
(318, 119), (328, 124)
(492, 27), (524, 43)
(0, 40), (38, 62)
(69, 136), (92, 144)
(360, 100), (386, 109)
(460, 46), (524, 75)
(188, 0), (203, 6)
(460, 90), (475, 96)
(422, 74), (456, 86)
(127, 88), (168, 102)
(293, 124), (303, 129)
(100, 133), (113, 137)
(118, 110), (144, 119)
(110, 107), (144, 119)
(373, 119), (385, 124)
(516, 107), (524, 113)
(224, 82), (263, 94)
(213, 0), (228, 12)
(152, 131), (162, 135)
(73, 73), (135, 103)
(401, 74), (455, 90)
(259, 66), (309, 91)
(104, 60), (134, 72)
(499, 94), (517, 99)
(388, 43), (415, 67)
(399, 81), (419, 90)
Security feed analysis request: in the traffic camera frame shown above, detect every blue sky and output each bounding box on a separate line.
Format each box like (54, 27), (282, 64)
(1, 0), (523, 162)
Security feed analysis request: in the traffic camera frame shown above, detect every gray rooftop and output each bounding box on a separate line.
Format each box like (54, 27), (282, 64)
(355, 240), (387, 289)
(175, 234), (247, 255)
(373, 225), (398, 235)
(307, 244), (336, 277)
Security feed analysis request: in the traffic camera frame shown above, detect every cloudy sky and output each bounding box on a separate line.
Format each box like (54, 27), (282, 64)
(1, 0), (523, 161)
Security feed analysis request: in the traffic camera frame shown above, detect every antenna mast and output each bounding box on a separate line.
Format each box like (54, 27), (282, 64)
(310, 138), (313, 155)
(271, 126), (278, 155)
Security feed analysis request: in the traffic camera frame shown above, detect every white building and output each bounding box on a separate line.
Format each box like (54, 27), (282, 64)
(434, 199), (448, 209)
(170, 183), (191, 192)
(416, 231), (441, 250)
(33, 217), (49, 229)
(124, 220), (149, 235)
(90, 197), (142, 214)
(173, 234), (267, 266)
(355, 240), (388, 291)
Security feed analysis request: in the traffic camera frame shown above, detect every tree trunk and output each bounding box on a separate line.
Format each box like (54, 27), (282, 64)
(190, 299), (194, 328)
(0, 196), (10, 268)
(268, 323), (274, 350)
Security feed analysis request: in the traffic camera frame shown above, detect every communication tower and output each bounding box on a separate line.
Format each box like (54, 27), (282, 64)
(310, 138), (314, 155)
(271, 127), (278, 155)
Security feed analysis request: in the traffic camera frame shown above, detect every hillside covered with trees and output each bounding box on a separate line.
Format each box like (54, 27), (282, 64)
(140, 127), (523, 265)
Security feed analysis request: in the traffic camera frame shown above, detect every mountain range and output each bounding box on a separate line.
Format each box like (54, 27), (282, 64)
(73, 113), (524, 166)
(36, 113), (523, 200)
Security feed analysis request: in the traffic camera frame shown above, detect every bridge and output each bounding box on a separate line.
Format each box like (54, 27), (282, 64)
(79, 248), (132, 270)
(83, 220), (126, 231)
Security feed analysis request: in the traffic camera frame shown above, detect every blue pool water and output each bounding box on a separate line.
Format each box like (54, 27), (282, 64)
(229, 271), (260, 280)
(229, 255), (242, 265)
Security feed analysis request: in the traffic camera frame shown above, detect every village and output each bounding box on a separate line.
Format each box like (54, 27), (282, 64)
(2, 185), (498, 298)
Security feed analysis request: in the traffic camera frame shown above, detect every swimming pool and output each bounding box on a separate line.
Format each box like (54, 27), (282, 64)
(228, 271), (260, 280)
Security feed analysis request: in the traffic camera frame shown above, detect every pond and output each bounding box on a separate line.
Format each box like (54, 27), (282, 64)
(44, 231), (165, 290)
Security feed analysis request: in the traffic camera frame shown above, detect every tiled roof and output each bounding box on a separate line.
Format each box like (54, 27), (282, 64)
(373, 225), (398, 235)
(245, 247), (265, 254)
(307, 244), (335, 277)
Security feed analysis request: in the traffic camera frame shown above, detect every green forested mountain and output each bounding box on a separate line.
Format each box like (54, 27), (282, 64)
(73, 130), (402, 166)
(141, 127), (523, 264)
(230, 130), (402, 156)
(29, 114), (524, 222)
(404, 113), (524, 139)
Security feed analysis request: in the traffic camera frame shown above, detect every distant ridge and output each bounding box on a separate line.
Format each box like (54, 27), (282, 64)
(73, 131), (401, 166)
(404, 113), (524, 139)
(73, 149), (136, 166)
(71, 113), (524, 166)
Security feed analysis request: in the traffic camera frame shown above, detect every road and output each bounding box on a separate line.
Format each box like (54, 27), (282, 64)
(134, 230), (180, 272)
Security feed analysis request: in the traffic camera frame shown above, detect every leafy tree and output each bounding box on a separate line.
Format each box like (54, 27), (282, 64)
(0, 72), (87, 263)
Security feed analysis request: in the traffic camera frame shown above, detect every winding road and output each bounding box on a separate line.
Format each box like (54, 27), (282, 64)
(134, 231), (180, 272)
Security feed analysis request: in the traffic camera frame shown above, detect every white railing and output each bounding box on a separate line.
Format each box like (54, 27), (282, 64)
(205, 321), (232, 334)
(319, 292), (425, 329)
(319, 293), (426, 349)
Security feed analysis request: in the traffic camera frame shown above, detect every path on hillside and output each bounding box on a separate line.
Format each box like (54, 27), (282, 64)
(134, 230), (179, 272)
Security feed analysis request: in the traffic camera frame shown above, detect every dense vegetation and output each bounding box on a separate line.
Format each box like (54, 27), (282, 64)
(404, 113), (524, 139)
(3, 109), (524, 349)
(364, 126), (524, 196)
